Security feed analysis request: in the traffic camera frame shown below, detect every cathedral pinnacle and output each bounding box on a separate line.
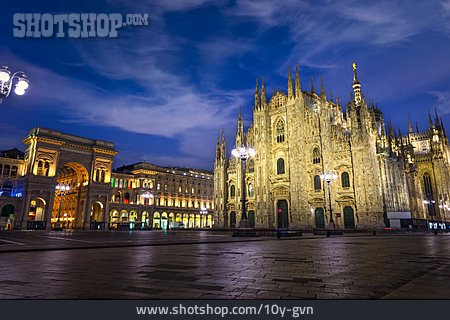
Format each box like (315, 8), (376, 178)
(261, 76), (266, 104)
(254, 77), (261, 110)
(352, 62), (362, 106)
(320, 76), (326, 100)
(408, 114), (414, 134)
(295, 64), (301, 97)
(287, 66), (293, 98)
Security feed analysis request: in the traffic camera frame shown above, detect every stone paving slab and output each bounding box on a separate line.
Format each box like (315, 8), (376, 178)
(0, 232), (449, 299)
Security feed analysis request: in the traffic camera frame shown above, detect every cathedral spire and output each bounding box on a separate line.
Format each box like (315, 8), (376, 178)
(216, 130), (222, 161)
(254, 77), (260, 110)
(311, 77), (316, 95)
(261, 76), (266, 105)
(320, 76), (326, 100)
(408, 114), (414, 134)
(435, 108), (442, 131)
(352, 62), (362, 106)
(287, 66), (293, 99)
(221, 128), (226, 159)
(295, 64), (301, 98)
(428, 111), (434, 129)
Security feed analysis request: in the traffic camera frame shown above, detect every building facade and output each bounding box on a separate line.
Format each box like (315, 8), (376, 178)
(214, 64), (450, 230)
(0, 127), (214, 230)
(108, 163), (214, 230)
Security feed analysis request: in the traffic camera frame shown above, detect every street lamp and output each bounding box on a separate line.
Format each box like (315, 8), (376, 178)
(142, 192), (154, 229)
(320, 172), (338, 229)
(0, 66), (30, 103)
(423, 198), (436, 218)
(231, 144), (255, 228)
(54, 184), (70, 231)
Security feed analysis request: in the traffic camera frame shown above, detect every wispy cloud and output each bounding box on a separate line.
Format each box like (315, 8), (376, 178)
(429, 90), (450, 116)
(226, 0), (450, 70)
(3, 0), (449, 169)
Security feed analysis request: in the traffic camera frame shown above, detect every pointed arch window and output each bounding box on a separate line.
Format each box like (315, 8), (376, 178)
(277, 158), (285, 174)
(341, 172), (350, 188)
(230, 185), (236, 198)
(247, 159), (254, 173)
(276, 120), (285, 143)
(312, 148), (321, 164)
(314, 175), (322, 191)
(248, 183), (254, 197)
(423, 172), (433, 198)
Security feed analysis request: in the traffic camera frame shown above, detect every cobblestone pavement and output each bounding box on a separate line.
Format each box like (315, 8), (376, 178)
(0, 232), (449, 299)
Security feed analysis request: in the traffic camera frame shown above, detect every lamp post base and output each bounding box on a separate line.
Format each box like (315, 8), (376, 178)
(233, 219), (257, 237)
(238, 219), (251, 229)
(327, 221), (336, 230)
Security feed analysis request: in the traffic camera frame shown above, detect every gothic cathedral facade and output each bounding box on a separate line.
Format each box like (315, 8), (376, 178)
(214, 64), (450, 229)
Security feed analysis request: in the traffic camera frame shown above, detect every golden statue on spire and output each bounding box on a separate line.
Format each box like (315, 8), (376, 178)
(352, 62), (357, 71)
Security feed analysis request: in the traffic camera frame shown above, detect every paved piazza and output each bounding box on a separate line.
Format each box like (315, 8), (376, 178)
(0, 231), (449, 299)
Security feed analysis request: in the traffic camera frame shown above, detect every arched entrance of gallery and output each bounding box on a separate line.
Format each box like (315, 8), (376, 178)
(52, 162), (89, 230)
(90, 201), (104, 230)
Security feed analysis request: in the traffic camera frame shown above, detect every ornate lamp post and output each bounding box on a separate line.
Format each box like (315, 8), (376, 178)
(231, 145), (255, 228)
(142, 192), (154, 229)
(0, 66), (30, 103)
(320, 172), (338, 229)
(54, 184), (70, 231)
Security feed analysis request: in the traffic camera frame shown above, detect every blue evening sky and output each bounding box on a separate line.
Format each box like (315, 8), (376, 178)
(1, 0), (449, 170)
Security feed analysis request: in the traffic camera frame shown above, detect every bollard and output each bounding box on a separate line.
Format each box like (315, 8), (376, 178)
(373, 231), (376, 236)
(326, 230), (330, 237)
(434, 229), (438, 235)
